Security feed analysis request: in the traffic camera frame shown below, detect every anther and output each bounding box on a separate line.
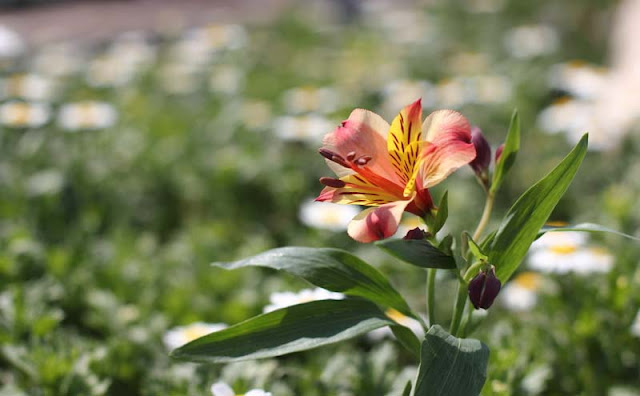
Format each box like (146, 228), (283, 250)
(355, 156), (372, 166)
(320, 177), (347, 188)
(346, 151), (356, 161)
(318, 148), (349, 167)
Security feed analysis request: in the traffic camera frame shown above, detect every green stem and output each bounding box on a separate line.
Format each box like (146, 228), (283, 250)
(449, 282), (468, 336)
(472, 192), (495, 241)
(450, 192), (496, 337)
(426, 268), (436, 327)
(463, 261), (485, 282)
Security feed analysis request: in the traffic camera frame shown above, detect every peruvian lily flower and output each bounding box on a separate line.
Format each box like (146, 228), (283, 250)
(316, 99), (476, 242)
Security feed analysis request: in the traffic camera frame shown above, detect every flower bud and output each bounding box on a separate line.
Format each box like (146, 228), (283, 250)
(469, 126), (491, 175)
(403, 227), (426, 240)
(468, 265), (501, 309)
(495, 144), (505, 163)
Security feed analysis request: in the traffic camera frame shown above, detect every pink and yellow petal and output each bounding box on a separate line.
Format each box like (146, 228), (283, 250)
(419, 138), (476, 188)
(322, 109), (400, 184)
(316, 174), (398, 206)
(347, 200), (411, 243)
(422, 110), (471, 143)
(387, 99), (424, 182)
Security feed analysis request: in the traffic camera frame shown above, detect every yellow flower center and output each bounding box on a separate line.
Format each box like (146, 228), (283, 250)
(513, 272), (541, 291)
(183, 326), (211, 343)
(549, 244), (578, 255)
(6, 103), (30, 126)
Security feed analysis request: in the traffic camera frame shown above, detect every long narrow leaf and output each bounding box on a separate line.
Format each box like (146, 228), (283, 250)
(171, 299), (394, 363)
(489, 134), (588, 282)
(214, 247), (414, 317)
(490, 110), (520, 195)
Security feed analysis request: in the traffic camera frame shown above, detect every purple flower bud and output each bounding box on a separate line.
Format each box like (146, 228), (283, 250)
(469, 126), (491, 174)
(468, 266), (501, 310)
(495, 144), (505, 163)
(403, 227), (426, 240)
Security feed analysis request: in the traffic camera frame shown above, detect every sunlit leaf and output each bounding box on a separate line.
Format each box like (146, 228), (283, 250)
(488, 134), (588, 282)
(172, 299), (394, 363)
(214, 247), (415, 317)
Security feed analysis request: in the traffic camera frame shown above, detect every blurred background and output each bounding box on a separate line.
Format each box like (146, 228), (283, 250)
(0, 0), (639, 395)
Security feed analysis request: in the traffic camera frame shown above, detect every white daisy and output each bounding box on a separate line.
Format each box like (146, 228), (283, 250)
(298, 199), (360, 232)
(281, 86), (340, 115)
(471, 74), (513, 104)
(58, 101), (118, 131)
(0, 101), (50, 128)
(381, 79), (436, 117)
(263, 288), (345, 313)
(434, 77), (468, 108)
(501, 272), (542, 311)
(211, 381), (271, 396)
(0, 25), (24, 58)
(272, 114), (334, 144)
(163, 322), (227, 350)
(549, 61), (609, 100)
(209, 65), (244, 95)
(25, 169), (64, 197)
(504, 25), (559, 59)
(31, 43), (82, 77)
(240, 100), (273, 131)
(0, 73), (57, 101)
(528, 231), (614, 275)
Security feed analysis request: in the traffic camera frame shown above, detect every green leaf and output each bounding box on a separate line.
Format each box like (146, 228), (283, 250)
(376, 239), (457, 269)
(214, 247), (414, 317)
(426, 191), (448, 233)
(171, 299), (394, 363)
(390, 325), (421, 358)
(413, 325), (489, 396)
(489, 134), (588, 282)
(464, 232), (488, 262)
(402, 381), (413, 396)
(490, 110), (520, 195)
(438, 234), (454, 257)
(538, 222), (640, 242)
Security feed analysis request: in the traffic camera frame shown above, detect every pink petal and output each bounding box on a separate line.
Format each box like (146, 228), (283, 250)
(419, 110), (476, 188)
(422, 110), (472, 144)
(419, 138), (476, 188)
(347, 200), (410, 243)
(322, 109), (400, 184)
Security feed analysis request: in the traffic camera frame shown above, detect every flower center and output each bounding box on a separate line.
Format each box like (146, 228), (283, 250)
(549, 244), (578, 255)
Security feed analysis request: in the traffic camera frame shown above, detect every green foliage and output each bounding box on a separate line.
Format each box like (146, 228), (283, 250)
(488, 134), (588, 282)
(413, 326), (489, 396)
(490, 110), (520, 195)
(375, 239), (457, 269)
(172, 299), (394, 363)
(215, 247), (416, 318)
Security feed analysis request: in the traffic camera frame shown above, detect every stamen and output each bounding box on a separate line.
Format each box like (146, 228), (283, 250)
(318, 148), (349, 167)
(355, 156), (372, 166)
(320, 177), (347, 188)
(346, 151), (356, 161)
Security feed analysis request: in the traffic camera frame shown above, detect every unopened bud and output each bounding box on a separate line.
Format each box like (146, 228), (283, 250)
(469, 126), (491, 175)
(468, 266), (501, 309)
(403, 227), (426, 240)
(495, 144), (505, 163)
